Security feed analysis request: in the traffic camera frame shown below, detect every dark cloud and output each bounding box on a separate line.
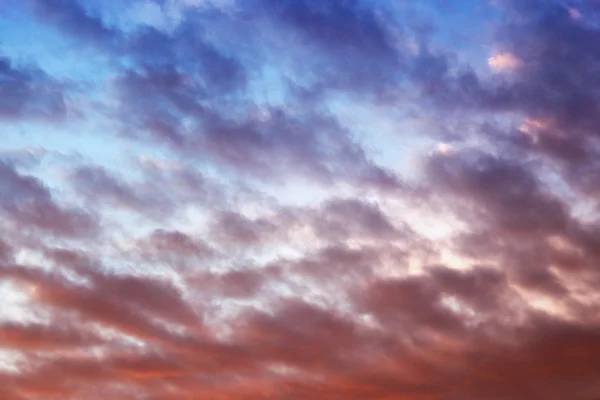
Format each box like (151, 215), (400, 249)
(190, 268), (273, 299)
(69, 164), (176, 221)
(426, 150), (569, 235)
(0, 161), (97, 237)
(0, 321), (99, 351)
(23, 0), (404, 188)
(69, 161), (230, 223)
(140, 229), (215, 261)
(3, 0), (600, 399)
(2, 251), (600, 399)
(114, 66), (402, 187)
(0, 263), (188, 342)
(0, 238), (13, 262)
(257, 0), (404, 94)
(0, 55), (65, 120)
(26, 0), (117, 49)
(313, 198), (406, 241)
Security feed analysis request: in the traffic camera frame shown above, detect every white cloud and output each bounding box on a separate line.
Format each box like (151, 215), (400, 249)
(488, 52), (522, 72)
(435, 143), (453, 155)
(130, 0), (235, 32)
(165, 0), (236, 26)
(569, 8), (582, 20)
(130, 1), (169, 30)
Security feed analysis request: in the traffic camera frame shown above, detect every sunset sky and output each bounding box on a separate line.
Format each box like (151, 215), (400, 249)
(1, 0), (600, 399)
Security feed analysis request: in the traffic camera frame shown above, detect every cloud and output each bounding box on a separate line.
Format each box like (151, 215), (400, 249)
(425, 150), (569, 235)
(26, 0), (117, 49)
(313, 198), (406, 241)
(0, 161), (97, 237)
(488, 52), (523, 71)
(257, 0), (404, 93)
(0, 54), (66, 120)
(2, 0), (600, 399)
(0, 321), (99, 351)
(139, 229), (215, 260)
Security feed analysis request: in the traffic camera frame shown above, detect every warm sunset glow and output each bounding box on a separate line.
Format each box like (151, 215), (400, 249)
(1, 1), (600, 399)
(488, 52), (523, 71)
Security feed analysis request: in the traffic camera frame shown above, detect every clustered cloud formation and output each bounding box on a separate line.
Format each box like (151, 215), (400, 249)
(1, 0), (600, 399)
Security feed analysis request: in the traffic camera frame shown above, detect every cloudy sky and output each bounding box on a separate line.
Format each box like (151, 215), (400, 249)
(1, 0), (600, 398)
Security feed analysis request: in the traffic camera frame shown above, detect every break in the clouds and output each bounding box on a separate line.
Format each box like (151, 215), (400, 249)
(1, 0), (600, 399)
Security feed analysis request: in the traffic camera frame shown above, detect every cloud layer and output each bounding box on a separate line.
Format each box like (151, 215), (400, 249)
(1, 0), (600, 399)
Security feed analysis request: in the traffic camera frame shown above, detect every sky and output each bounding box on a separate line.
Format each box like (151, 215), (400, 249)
(1, 0), (600, 399)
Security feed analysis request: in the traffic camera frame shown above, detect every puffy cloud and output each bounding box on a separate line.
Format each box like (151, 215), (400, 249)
(2, 0), (600, 399)
(0, 161), (97, 237)
(488, 52), (523, 72)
